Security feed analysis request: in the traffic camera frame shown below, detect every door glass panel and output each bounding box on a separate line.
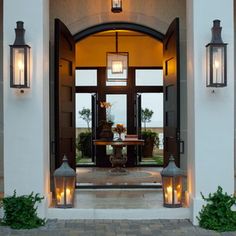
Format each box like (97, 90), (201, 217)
(75, 93), (94, 165)
(135, 69), (163, 86)
(106, 94), (127, 154)
(76, 69), (97, 86)
(106, 94), (127, 128)
(140, 93), (163, 165)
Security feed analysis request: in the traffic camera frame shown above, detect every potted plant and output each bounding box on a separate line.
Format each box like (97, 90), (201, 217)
(141, 108), (159, 157)
(77, 108), (92, 158)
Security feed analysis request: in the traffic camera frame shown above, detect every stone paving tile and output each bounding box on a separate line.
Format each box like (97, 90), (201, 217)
(1, 220), (236, 236)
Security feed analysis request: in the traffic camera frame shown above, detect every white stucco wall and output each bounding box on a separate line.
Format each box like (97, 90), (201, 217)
(0, 0), (3, 192)
(187, 0), (234, 224)
(3, 0), (50, 217)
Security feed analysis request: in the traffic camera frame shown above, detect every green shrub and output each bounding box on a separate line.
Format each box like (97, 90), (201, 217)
(0, 191), (45, 229)
(77, 132), (92, 157)
(197, 186), (236, 232)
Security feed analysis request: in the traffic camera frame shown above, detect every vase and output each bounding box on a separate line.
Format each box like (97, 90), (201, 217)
(116, 133), (122, 141)
(98, 122), (114, 140)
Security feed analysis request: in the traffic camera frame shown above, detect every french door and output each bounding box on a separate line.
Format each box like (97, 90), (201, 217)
(54, 18), (180, 170)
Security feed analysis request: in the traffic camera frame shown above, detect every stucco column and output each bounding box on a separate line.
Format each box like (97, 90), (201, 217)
(3, 0), (50, 217)
(187, 0), (234, 225)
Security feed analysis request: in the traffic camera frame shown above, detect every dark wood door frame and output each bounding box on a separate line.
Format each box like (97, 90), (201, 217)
(53, 20), (180, 169)
(73, 22), (164, 42)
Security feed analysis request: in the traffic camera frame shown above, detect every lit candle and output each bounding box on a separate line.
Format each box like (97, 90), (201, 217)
(214, 60), (220, 83)
(60, 192), (64, 205)
(18, 60), (24, 85)
(174, 190), (178, 204)
(66, 188), (71, 204)
(166, 186), (172, 204)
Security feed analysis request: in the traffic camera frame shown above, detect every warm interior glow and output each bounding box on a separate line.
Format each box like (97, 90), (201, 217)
(214, 60), (220, 69)
(112, 60), (123, 73)
(18, 60), (24, 70)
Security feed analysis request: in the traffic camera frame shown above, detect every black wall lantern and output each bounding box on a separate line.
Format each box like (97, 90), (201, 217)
(206, 20), (227, 87)
(10, 21), (30, 91)
(111, 0), (122, 13)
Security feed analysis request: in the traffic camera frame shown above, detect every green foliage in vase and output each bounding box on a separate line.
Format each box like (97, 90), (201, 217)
(197, 186), (236, 232)
(0, 191), (45, 229)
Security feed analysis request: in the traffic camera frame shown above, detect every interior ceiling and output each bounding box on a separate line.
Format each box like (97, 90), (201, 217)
(75, 29), (163, 67)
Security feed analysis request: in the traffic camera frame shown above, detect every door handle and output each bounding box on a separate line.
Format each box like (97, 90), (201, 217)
(180, 140), (184, 154)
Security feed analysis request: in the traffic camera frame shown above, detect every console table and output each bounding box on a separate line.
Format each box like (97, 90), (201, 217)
(93, 139), (144, 174)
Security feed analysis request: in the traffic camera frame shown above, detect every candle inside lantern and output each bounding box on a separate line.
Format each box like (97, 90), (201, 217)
(166, 186), (179, 204)
(66, 188), (71, 204)
(58, 188), (72, 205)
(166, 186), (172, 204)
(59, 192), (64, 205)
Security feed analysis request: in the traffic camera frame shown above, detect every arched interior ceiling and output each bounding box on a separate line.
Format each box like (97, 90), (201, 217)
(75, 29), (163, 67)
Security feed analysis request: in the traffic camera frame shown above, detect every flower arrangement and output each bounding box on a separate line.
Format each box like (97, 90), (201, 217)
(114, 124), (126, 140)
(100, 101), (114, 123)
(114, 124), (126, 134)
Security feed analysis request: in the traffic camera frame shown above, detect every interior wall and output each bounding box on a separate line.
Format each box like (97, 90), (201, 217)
(76, 34), (163, 67)
(50, 0), (187, 171)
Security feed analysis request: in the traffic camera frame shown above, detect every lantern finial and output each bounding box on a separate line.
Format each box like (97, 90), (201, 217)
(211, 20), (223, 44)
(14, 21), (26, 45)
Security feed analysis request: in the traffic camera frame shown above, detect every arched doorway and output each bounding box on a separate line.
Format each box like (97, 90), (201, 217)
(54, 19), (180, 171)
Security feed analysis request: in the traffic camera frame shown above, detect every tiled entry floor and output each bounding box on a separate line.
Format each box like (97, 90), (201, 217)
(76, 167), (162, 187)
(48, 189), (190, 220)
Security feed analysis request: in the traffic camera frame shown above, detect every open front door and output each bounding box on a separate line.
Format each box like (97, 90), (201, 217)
(55, 19), (76, 169)
(135, 93), (142, 163)
(163, 18), (180, 167)
(91, 93), (98, 163)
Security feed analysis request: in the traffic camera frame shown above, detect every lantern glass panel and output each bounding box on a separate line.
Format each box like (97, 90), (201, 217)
(26, 46), (30, 87)
(112, 0), (121, 8)
(54, 176), (75, 207)
(212, 46), (225, 85)
(206, 46), (210, 86)
(107, 52), (128, 81)
(12, 47), (25, 86)
(162, 176), (182, 207)
(206, 45), (226, 87)
(11, 46), (30, 88)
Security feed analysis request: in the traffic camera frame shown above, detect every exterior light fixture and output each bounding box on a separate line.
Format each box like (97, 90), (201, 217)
(54, 155), (76, 208)
(161, 155), (183, 208)
(111, 0), (122, 13)
(10, 21), (30, 92)
(206, 20), (227, 87)
(107, 32), (128, 82)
